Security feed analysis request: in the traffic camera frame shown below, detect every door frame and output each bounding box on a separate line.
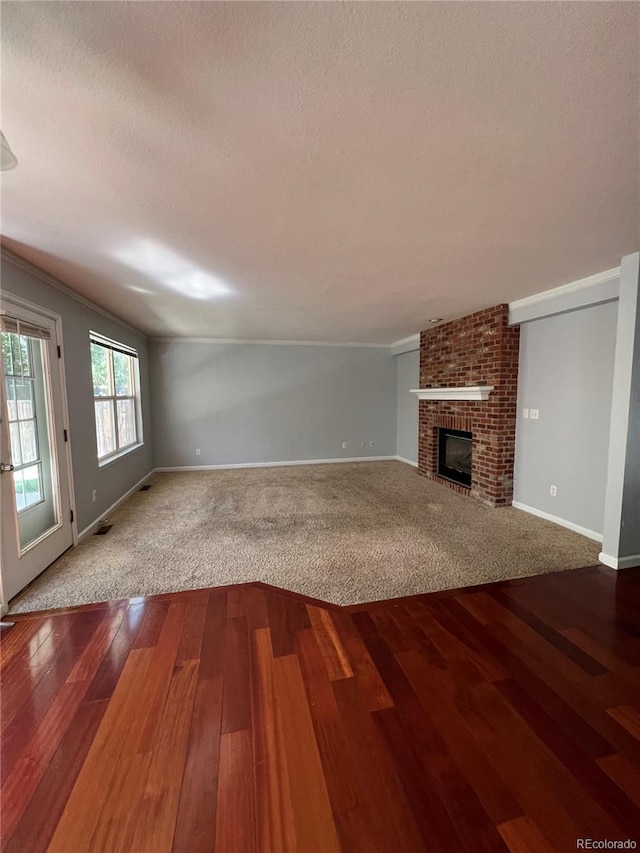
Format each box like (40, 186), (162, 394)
(0, 292), (78, 613)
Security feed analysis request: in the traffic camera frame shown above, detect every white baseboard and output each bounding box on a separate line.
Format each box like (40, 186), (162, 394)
(511, 501), (603, 542)
(598, 552), (640, 570)
(155, 456), (397, 472)
(77, 470), (156, 542)
(395, 456), (418, 467)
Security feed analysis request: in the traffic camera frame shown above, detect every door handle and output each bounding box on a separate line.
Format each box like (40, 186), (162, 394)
(0, 463), (15, 473)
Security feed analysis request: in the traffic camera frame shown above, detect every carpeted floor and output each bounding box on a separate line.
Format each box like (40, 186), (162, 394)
(9, 461), (600, 613)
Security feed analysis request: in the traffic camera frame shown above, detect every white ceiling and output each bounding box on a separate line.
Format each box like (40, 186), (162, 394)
(1, 2), (638, 343)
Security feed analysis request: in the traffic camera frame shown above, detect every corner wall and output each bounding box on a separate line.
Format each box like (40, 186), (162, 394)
(513, 300), (618, 539)
(601, 252), (640, 568)
(0, 254), (154, 532)
(150, 341), (396, 468)
(395, 349), (419, 465)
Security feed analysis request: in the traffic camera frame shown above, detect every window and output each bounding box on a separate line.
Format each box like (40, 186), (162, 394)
(90, 333), (142, 463)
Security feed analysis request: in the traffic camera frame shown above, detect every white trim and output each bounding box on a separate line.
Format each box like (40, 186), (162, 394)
(0, 290), (66, 326)
(1, 247), (146, 338)
(597, 552), (640, 570)
(98, 442), (145, 470)
(411, 385), (493, 402)
(152, 337), (388, 348)
(512, 501), (602, 542)
(601, 252), (640, 573)
(76, 470), (155, 542)
(90, 330), (138, 357)
(395, 456), (418, 467)
(390, 334), (420, 356)
(56, 313), (78, 545)
(155, 456), (397, 472)
(509, 267), (620, 313)
(155, 335), (422, 351)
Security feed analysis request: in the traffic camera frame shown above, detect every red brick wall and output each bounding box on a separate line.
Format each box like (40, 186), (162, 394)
(418, 304), (520, 506)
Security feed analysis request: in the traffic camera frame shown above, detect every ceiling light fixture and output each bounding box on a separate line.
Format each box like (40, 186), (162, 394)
(429, 318), (443, 324)
(1, 131), (18, 171)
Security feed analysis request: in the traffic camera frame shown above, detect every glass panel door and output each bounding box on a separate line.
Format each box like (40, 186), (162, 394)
(0, 299), (73, 607)
(2, 330), (58, 549)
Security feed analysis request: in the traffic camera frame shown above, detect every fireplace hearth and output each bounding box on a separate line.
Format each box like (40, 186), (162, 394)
(438, 428), (472, 487)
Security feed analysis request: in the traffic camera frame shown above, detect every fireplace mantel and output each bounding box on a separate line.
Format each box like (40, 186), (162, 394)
(411, 386), (494, 402)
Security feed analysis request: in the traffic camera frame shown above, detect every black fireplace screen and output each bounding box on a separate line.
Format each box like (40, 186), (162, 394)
(438, 428), (472, 487)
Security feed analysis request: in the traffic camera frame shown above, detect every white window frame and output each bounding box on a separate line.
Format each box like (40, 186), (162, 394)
(90, 332), (143, 466)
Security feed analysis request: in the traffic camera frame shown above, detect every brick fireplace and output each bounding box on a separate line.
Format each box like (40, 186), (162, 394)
(417, 304), (520, 507)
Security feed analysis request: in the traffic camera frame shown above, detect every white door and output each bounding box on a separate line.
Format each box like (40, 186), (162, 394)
(0, 298), (74, 606)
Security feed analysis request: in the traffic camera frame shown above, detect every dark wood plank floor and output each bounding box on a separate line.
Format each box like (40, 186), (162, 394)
(1, 566), (639, 852)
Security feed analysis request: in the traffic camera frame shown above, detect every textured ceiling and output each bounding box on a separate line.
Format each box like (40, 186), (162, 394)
(1, 1), (638, 342)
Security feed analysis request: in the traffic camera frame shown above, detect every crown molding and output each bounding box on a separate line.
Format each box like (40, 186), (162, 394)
(0, 246), (147, 338)
(151, 336), (388, 348)
(509, 267), (620, 313)
(390, 334), (420, 355)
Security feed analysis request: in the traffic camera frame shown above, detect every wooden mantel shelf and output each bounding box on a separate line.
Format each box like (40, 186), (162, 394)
(410, 385), (494, 401)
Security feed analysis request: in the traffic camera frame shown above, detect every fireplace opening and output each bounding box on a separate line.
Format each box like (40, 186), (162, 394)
(438, 428), (472, 487)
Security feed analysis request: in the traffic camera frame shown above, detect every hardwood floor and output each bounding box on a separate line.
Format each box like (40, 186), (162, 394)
(1, 566), (639, 852)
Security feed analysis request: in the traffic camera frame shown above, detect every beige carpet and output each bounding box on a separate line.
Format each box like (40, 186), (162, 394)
(9, 461), (600, 613)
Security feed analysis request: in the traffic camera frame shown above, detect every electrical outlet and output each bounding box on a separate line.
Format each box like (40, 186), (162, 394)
(530, 409), (539, 420)
(195, 448), (201, 456)
(523, 408), (529, 419)
(92, 490), (97, 502)
(342, 442), (347, 449)
(369, 441), (374, 447)
(550, 485), (557, 497)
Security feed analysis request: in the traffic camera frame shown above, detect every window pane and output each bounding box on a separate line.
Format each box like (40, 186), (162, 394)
(21, 464), (42, 507)
(113, 351), (132, 396)
(5, 377), (17, 421)
(95, 400), (116, 458)
(19, 420), (38, 463)
(9, 421), (22, 466)
(10, 334), (23, 375)
(3, 333), (32, 376)
(15, 379), (34, 420)
(1, 332), (13, 375)
(19, 336), (32, 376)
(117, 398), (136, 448)
(13, 469), (25, 511)
(91, 343), (112, 396)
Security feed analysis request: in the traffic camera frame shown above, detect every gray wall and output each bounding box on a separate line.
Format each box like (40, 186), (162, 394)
(151, 341), (396, 467)
(1, 256), (154, 531)
(513, 300), (618, 538)
(395, 349), (419, 464)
